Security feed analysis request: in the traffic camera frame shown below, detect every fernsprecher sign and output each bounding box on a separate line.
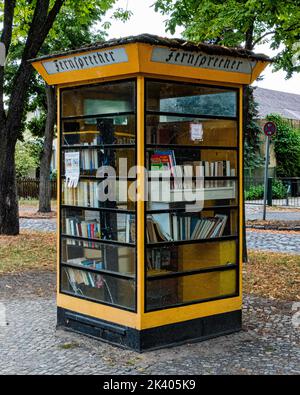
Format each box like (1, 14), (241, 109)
(42, 47), (128, 75)
(151, 46), (257, 75)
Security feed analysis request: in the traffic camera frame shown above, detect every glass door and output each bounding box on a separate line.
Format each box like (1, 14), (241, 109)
(59, 79), (137, 311)
(144, 79), (240, 311)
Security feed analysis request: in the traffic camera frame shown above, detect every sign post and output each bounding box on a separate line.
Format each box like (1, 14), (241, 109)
(263, 121), (276, 220)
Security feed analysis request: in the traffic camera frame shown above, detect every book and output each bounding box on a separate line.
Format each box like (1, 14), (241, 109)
(183, 165), (193, 189)
(150, 153), (172, 172)
(65, 217), (101, 241)
(125, 214), (136, 243)
(146, 216), (171, 243)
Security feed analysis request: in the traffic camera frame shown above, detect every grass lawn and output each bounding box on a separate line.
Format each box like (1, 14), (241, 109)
(0, 230), (56, 274)
(245, 250), (300, 301)
(0, 231), (299, 301)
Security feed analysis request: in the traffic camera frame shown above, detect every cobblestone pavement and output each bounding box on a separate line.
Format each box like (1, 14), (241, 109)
(20, 218), (56, 232)
(246, 199), (300, 208)
(246, 204), (300, 221)
(0, 272), (299, 375)
(247, 230), (300, 254)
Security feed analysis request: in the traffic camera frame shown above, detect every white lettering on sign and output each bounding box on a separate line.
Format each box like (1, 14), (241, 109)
(42, 47), (128, 75)
(151, 47), (256, 74)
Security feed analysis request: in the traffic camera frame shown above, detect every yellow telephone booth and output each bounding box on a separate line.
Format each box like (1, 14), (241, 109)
(32, 34), (270, 351)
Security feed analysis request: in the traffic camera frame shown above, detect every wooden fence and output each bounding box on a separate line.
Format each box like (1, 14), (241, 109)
(17, 178), (57, 199)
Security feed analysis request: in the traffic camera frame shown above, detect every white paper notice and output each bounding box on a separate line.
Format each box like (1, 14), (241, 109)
(190, 123), (203, 141)
(65, 152), (80, 188)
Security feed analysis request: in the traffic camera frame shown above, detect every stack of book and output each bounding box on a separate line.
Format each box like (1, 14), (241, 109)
(150, 150), (182, 188)
(171, 213), (228, 240)
(65, 217), (101, 240)
(150, 151), (234, 189)
(146, 248), (177, 271)
(63, 181), (99, 208)
(64, 265), (104, 290)
(146, 216), (172, 243)
(146, 214), (228, 243)
(80, 149), (99, 173)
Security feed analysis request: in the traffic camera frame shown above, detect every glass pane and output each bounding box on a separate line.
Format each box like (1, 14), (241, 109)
(61, 267), (135, 310)
(146, 81), (237, 117)
(61, 238), (135, 275)
(146, 240), (237, 275)
(147, 180), (238, 209)
(146, 209), (237, 243)
(62, 115), (136, 146)
(62, 80), (135, 118)
(146, 269), (237, 310)
(146, 115), (237, 147)
(62, 180), (136, 211)
(62, 148), (135, 177)
(62, 208), (136, 244)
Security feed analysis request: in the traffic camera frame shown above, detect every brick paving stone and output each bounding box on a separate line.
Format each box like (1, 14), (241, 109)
(0, 271), (299, 375)
(20, 218), (56, 232)
(247, 231), (300, 254)
(246, 204), (300, 221)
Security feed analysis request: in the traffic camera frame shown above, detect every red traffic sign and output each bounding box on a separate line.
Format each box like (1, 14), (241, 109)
(264, 121), (276, 137)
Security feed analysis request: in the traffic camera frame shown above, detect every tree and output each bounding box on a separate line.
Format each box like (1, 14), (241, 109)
(35, 2), (121, 213)
(15, 138), (41, 179)
(154, 0), (300, 72)
(0, 0), (122, 234)
(267, 114), (300, 177)
(0, 0), (64, 235)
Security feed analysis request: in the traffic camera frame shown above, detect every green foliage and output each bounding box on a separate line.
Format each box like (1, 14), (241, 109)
(2, 0), (131, 141)
(267, 114), (300, 177)
(15, 139), (42, 179)
(245, 179), (287, 200)
(245, 184), (264, 200)
(244, 87), (264, 169)
(272, 179), (288, 199)
(154, 0), (300, 76)
(26, 113), (47, 138)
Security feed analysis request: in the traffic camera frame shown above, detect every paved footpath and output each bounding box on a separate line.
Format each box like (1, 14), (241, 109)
(247, 230), (300, 254)
(0, 273), (299, 375)
(20, 218), (56, 232)
(246, 204), (300, 221)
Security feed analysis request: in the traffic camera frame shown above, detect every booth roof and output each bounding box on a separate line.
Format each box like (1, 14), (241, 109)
(30, 33), (271, 63)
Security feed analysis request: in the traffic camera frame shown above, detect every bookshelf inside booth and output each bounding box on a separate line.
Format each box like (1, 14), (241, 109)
(144, 79), (240, 311)
(60, 79), (137, 311)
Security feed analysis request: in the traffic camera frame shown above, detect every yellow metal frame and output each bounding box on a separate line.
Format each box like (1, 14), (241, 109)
(45, 40), (269, 331)
(33, 43), (269, 87)
(56, 74), (242, 330)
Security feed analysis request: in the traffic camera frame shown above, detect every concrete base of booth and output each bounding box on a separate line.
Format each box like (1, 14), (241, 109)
(57, 308), (242, 352)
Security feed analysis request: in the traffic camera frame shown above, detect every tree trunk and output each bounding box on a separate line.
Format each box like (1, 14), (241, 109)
(0, 131), (19, 235)
(38, 85), (56, 213)
(0, 0), (64, 235)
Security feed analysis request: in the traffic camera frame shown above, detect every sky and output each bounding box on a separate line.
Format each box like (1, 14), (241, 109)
(105, 0), (300, 95)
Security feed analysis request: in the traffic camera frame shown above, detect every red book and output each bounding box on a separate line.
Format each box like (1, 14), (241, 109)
(150, 154), (173, 173)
